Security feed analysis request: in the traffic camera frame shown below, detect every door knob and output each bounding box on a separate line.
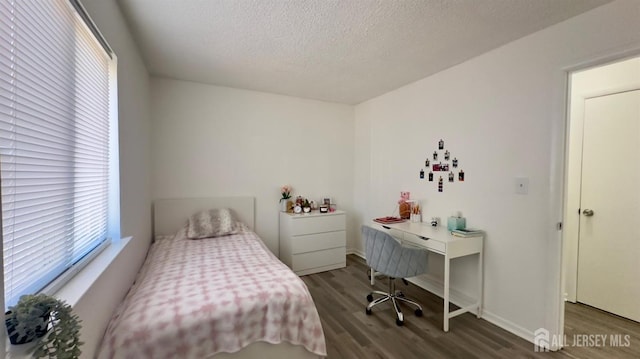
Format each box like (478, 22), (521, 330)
(582, 209), (594, 216)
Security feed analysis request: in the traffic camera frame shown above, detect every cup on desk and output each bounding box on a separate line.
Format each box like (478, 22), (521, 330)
(410, 214), (422, 222)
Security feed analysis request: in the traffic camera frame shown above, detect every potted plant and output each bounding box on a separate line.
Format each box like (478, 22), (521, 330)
(5, 293), (82, 359)
(280, 185), (292, 212)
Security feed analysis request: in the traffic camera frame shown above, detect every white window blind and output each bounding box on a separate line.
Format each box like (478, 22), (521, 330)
(0, 0), (114, 307)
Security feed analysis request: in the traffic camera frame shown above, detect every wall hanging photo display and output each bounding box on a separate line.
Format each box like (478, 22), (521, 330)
(417, 138), (466, 192)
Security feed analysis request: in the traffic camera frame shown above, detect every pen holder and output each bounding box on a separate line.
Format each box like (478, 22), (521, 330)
(410, 214), (422, 223)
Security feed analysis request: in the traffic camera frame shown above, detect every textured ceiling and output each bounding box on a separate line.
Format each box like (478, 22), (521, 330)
(117, 0), (611, 105)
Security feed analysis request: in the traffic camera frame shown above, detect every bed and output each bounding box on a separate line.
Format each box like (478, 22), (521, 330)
(97, 197), (327, 359)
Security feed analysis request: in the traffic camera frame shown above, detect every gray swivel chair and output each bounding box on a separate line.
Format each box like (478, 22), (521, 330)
(362, 225), (428, 326)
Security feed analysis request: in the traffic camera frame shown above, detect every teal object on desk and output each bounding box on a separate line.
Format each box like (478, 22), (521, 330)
(447, 216), (466, 231)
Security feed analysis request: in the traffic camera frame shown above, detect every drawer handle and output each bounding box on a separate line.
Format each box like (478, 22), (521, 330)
(382, 225), (391, 229)
(419, 236), (429, 241)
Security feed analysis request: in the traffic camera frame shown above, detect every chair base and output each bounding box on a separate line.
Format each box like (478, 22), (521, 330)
(365, 277), (423, 326)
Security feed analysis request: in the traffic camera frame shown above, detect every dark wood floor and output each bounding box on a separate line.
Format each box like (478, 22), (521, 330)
(563, 300), (640, 359)
(301, 255), (639, 359)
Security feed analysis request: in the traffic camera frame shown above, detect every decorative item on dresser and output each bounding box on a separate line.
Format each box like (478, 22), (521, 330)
(279, 184), (292, 212)
(279, 210), (346, 275)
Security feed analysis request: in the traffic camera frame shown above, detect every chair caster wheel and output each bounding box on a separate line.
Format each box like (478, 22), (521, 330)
(366, 308), (372, 315)
(366, 294), (374, 302)
(396, 318), (404, 326)
(415, 309), (423, 317)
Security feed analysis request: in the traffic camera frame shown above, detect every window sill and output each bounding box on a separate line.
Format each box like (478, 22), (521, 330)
(5, 237), (132, 358)
(53, 236), (132, 306)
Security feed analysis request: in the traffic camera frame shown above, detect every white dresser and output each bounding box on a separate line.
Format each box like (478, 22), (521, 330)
(279, 210), (346, 276)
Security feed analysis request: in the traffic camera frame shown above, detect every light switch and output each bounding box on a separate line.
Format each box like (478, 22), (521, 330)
(515, 177), (529, 195)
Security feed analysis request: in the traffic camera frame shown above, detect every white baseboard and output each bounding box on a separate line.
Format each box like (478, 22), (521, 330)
(480, 310), (536, 344)
(344, 251), (539, 347)
(346, 248), (365, 258)
(409, 275), (540, 347)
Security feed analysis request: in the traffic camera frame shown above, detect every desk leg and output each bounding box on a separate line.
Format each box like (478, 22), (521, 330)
(370, 267), (375, 286)
(477, 251), (483, 318)
(444, 255), (450, 332)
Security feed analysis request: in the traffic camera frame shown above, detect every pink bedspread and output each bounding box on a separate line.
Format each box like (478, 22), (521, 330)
(97, 229), (326, 358)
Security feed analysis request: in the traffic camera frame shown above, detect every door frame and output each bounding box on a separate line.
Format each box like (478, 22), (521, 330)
(552, 49), (640, 350)
(567, 84), (640, 304)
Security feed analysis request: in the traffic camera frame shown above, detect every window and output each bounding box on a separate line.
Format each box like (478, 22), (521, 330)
(0, 0), (117, 308)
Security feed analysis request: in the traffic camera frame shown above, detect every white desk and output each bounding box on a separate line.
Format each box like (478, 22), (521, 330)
(368, 221), (483, 332)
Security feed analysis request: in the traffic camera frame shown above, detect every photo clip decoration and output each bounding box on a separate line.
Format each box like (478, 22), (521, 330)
(418, 139), (466, 192)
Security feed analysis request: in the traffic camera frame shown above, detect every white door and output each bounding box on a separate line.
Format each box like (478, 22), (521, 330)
(576, 89), (640, 322)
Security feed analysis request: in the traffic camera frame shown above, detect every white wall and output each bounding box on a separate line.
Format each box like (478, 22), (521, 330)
(564, 56), (640, 302)
(354, 0), (640, 343)
(71, 1), (152, 357)
(151, 78), (354, 255)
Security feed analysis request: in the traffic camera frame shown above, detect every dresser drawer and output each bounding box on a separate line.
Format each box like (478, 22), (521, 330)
(292, 231), (346, 254)
(291, 214), (345, 235)
(403, 232), (446, 254)
(292, 247), (346, 272)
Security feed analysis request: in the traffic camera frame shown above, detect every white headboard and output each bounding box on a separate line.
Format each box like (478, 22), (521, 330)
(153, 197), (255, 236)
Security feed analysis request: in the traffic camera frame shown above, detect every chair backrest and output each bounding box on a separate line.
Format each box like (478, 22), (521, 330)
(362, 225), (428, 278)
